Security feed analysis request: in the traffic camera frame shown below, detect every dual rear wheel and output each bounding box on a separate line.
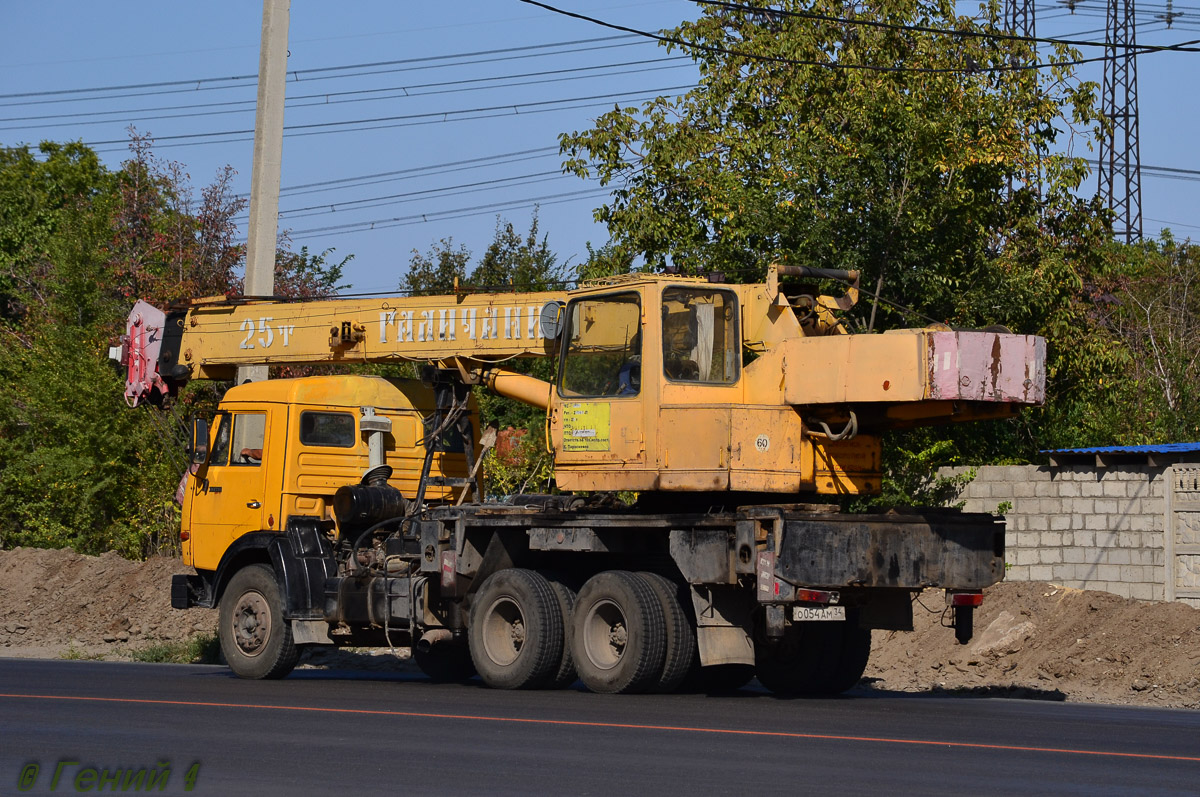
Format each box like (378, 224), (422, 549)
(468, 569), (696, 694)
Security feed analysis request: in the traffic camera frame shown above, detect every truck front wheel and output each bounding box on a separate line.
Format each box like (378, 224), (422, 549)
(218, 564), (299, 680)
(468, 569), (564, 689)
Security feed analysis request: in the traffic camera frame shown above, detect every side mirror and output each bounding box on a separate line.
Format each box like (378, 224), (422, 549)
(189, 417), (209, 465)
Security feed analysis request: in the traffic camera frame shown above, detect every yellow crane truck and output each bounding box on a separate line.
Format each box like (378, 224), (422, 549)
(113, 265), (1044, 694)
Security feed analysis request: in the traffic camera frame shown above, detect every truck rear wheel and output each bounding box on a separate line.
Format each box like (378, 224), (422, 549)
(754, 621), (871, 696)
(468, 569), (564, 690)
(218, 564), (298, 680)
(571, 571), (666, 694)
(636, 572), (694, 693)
(545, 579), (579, 689)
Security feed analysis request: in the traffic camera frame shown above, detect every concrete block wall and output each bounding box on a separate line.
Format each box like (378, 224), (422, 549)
(939, 464), (1168, 601)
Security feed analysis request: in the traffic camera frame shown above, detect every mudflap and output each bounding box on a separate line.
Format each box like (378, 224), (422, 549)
(170, 573), (212, 609)
(269, 516), (337, 620)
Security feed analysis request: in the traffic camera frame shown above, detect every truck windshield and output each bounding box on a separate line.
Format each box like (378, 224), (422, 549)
(559, 292), (642, 397)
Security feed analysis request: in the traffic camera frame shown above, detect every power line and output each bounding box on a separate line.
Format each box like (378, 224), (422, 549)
(277, 152), (558, 198)
(0, 37), (654, 109)
(89, 90), (690, 155)
(693, 0), (1200, 51)
(264, 155), (1199, 229)
(519, 0), (1199, 74)
(267, 146), (560, 198)
(1085, 158), (1200, 181)
(0, 62), (692, 133)
(255, 170), (580, 221)
(0, 57), (690, 126)
(1145, 216), (1200, 230)
(80, 85), (694, 148)
(281, 187), (613, 238)
(1039, 0), (1200, 13)
(0, 35), (640, 101)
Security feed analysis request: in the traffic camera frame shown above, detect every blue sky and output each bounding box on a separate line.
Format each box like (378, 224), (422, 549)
(2, 1), (1198, 295)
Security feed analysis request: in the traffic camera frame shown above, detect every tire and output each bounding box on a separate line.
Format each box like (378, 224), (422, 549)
(413, 638), (477, 683)
(636, 572), (694, 693)
(571, 571), (666, 694)
(218, 564), (299, 680)
(545, 579), (579, 689)
(825, 625), (872, 694)
(468, 569), (564, 690)
(755, 621), (871, 696)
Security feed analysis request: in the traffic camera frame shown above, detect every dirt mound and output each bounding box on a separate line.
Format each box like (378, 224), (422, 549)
(0, 547), (215, 654)
(864, 581), (1200, 708)
(2, 548), (1198, 706)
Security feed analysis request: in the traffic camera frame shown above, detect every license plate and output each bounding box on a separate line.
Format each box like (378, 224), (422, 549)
(792, 605), (846, 622)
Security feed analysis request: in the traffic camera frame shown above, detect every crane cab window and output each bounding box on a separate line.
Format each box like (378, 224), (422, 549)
(230, 412), (266, 466)
(559, 292), (642, 398)
(662, 287), (739, 384)
(300, 411), (356, 448)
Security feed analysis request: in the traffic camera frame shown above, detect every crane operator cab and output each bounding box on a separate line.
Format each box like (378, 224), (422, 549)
(546, 276), (877, 496)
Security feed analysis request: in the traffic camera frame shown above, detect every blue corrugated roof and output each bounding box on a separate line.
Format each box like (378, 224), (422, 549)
(1042, 443), (1200, 455)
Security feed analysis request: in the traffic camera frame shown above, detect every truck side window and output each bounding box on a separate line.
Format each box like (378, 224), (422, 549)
(300, 411), (356, 447)
(662, 287), (739, 384)
(209, 414), (231, 467)
(559, 292), (642, 398)
(231, 413), (267, 466)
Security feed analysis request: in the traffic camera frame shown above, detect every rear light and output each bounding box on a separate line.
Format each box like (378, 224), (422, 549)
(948, 591), (983, 607)
(179, 531), (190, 541)
(795, 588), (839, 605)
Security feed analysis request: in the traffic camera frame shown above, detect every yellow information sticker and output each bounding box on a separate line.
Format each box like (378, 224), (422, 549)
(561, 402), (611, 452)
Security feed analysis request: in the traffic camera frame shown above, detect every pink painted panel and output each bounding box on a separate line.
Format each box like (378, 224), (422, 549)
(926, 331), (1045, 404)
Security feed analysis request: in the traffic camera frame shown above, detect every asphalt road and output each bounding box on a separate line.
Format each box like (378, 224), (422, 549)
(1, 658), (1197, 796)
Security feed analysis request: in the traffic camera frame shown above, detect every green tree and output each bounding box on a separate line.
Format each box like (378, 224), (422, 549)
(403, 237), (471, 296)
(272, 245), (351, 299)
(0, 139), (183, 556)
(561, 1), (1099, 313)
(578, 240), (636, 282)
(471, 213), (565, 291)
(1092, 235), (1200, 442)
(0, 141), (115, 329)
(0, 133), (357, 556)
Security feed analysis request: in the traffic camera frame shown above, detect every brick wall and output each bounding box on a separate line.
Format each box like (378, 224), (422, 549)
(939, 464), (1168, 601)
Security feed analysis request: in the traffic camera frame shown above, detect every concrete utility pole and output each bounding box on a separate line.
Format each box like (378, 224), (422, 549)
(238, 0), (291, 385)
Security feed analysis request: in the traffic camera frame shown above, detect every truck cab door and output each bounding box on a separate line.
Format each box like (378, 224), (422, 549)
(188, 409), (273, 570)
